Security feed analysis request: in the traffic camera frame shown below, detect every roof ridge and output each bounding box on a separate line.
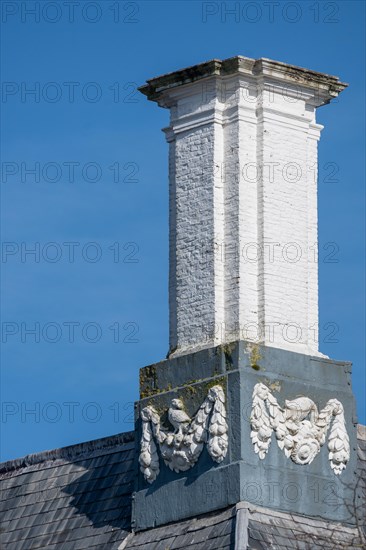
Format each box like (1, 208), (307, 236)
(0, 431), (135, 474)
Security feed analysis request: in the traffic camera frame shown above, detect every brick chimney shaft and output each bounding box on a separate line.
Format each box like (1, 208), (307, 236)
(139, 56), (347, 357)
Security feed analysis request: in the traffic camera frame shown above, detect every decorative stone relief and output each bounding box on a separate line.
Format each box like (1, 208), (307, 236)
(139, 385), (228, 483)
(250, 383), (350, 475)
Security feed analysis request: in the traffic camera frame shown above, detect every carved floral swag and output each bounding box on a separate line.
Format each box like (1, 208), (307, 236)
(139, 385), (228, 483)
(250, 383), (350, 475)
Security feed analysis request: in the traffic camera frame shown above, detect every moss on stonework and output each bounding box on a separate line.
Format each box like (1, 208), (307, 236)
(180, 376), (227, 407)
(139, 365), (158, 399)
(145, 397), (167, 416)
(183, 385), (197, 397)
(222, 342), (236, 370)
(249, 344), (262, 371)
(142, 375), (228, 422)
(139, 349), (231, 399)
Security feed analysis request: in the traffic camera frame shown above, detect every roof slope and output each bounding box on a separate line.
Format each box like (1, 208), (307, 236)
(120, 502), (365, 550)
(0, 432), (134, 549)
(123, 506), (236, 549)
(1, 427), (365, 549)
(246, 504), (364, 549)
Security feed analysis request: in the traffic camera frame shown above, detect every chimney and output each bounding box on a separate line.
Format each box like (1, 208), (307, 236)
(139, 56), (347, 358)
(134, 58), (358, 532)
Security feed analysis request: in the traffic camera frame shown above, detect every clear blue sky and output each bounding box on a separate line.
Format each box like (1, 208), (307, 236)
(1, 0), (365, 461)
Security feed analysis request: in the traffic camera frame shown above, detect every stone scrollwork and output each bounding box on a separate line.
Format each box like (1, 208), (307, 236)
(139, 385), (228, 483)
(250, 383), (350, 475)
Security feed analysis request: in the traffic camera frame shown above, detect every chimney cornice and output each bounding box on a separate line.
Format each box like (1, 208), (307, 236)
(138, 55), (348, 106)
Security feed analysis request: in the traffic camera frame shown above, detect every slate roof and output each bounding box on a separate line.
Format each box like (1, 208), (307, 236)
(121, 501), (365, 549)
(0, 432), (135, 549)
(245, 503), (365, 549)
(1, 426), (365, 549)
(121, 506), (236, 550)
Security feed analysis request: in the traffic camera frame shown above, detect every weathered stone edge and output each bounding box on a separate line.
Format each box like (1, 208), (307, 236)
(138, 55), (348, 101)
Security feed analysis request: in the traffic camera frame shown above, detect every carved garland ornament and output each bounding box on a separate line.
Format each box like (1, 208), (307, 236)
(139, 385), (228, 483)
(250, 383), (350, 475)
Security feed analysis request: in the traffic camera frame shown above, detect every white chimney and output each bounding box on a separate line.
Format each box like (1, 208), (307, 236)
(139, 56), (347, 357)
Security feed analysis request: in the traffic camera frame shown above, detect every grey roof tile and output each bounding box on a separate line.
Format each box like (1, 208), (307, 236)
(246, 504), (365, 549)
(1, 426), (365, 549)
(0, 432), (134, 549)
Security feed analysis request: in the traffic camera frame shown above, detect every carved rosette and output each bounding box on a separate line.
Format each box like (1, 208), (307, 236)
(250, 383), (350, 475)
(139, 385), (228, 483)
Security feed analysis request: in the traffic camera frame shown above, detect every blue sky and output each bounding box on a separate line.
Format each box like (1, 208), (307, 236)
(1, 0), (365, 461)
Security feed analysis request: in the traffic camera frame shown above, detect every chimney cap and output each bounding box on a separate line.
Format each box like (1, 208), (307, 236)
(138, 55), (348, 106)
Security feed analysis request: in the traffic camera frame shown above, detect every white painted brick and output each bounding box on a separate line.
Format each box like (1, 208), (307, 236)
(144, 58), (346, 357)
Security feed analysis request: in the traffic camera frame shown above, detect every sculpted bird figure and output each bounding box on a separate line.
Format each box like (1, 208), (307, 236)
(168, 399), (191, 434)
